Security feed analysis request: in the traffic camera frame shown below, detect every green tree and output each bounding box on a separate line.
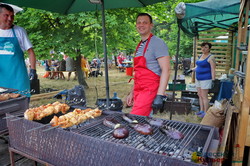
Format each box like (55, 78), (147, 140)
(14, 0), (203, 87)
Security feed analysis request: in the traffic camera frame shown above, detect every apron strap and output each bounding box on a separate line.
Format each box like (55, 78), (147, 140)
(135, 33), (153, 57)
(12, 27), (17, 38)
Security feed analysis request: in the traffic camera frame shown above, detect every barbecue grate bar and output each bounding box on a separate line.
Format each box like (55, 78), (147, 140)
(72, 113), (207, 162)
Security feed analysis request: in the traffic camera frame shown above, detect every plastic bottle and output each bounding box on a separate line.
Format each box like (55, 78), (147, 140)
(112, 92), (120, 99)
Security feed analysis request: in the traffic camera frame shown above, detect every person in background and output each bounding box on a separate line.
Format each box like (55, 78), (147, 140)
(0, 4), (37, 97)
(90, 58), (101, 70)
(117, 52), (126, 72)
(193, 42), (216, 118)
(127, 54), (133, 61)
(49, 58), (59, 79)
(58, 58), (66, 79)
(81, 55), (90, 78)
(126, 13), (171, 116)
(43, 59), (52, 78)
(65, 55), (76, 81)
(107, 58), (112, 69)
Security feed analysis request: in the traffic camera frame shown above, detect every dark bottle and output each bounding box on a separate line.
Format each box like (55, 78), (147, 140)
(112, 92), (120, 99)
(111, 92), (122, 112)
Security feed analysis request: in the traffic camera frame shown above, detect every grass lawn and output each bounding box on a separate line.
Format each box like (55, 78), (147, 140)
(31, 64), (201, 124)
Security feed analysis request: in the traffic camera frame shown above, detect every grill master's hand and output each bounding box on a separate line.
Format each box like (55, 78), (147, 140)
(29, 69), (38, 80)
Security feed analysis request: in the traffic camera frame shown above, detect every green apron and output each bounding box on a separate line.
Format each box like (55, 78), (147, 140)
(0, 28), (30, 97)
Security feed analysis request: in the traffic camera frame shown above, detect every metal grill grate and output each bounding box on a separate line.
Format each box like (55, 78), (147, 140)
(72, 113), (211, 162)
(7, 111), (218, 166)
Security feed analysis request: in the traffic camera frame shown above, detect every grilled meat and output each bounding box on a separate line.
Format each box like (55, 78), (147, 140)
(160, 125), (184, 139)
(0, 93), (20, 101)
(0, 94), (9, 101)
(103, 117), (119, 128)
(133, 123), (153, 135)
(146, 117), (164, 127)
(113, 125), (129, 139)
(122, 114), (153, 135)
(122, 113), (137, 123)
(103, 117), (129, 139)
(50, 108), (102, 128)
(24, 102), (70, 120)
(8, 93), (20, 98)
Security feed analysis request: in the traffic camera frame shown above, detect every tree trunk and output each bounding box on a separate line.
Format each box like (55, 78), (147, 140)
(114, 55), (117, 66)
(75, 52), (89, 89)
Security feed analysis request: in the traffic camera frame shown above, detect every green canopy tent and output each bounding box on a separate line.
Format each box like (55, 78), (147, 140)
(177, 0), (241, 37)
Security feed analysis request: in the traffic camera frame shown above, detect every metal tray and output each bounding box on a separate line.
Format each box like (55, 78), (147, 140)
(0, 87), (18, 94)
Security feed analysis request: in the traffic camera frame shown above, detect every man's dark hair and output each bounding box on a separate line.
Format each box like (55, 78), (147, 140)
(0, 4), (14, 13)
(201, 42), (212, 49)
(136, 13), (153, 23)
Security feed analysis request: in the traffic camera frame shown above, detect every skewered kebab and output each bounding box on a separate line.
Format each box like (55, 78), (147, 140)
(24, 102), (70, 121)
(0, 93), (20, 101)
(103, 117), (129, 139)
(0, 94), (9, 101)
(122, 114), (153, 135)
(50, 108), (102, 128)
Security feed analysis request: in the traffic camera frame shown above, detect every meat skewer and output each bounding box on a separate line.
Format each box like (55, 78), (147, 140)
(103, 117), (129, 139)
(0, 93), (9, 101)
(0, 93), (20, 101)
(49, 108), (102, 128)
(42, 124), (62, 132)
(122, 114), (153, 135)
(24, 102), (70, 121)
(26, 123), (52, 132)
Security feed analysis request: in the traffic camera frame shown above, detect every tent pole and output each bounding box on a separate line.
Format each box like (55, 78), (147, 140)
(101, 0), (110, 109)
(191, 36), (197, 83)
(170, 25), (181, 120)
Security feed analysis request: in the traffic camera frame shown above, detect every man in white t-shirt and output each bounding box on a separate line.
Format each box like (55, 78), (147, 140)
(0, 4), (37, 97)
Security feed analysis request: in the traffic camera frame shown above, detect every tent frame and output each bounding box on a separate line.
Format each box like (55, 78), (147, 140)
(177, 0), (250, 165)
(232, 0), (250, 165)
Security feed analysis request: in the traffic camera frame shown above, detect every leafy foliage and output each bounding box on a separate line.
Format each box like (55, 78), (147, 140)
(14, 0), (203, 60)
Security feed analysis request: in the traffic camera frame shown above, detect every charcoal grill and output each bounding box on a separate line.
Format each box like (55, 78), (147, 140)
(7, 112), (218, 166)
(0, 95), (28, 134)
(73, 113), (218, 162)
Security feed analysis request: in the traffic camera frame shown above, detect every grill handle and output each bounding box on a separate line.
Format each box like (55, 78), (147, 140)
(0, 104), (21, 116)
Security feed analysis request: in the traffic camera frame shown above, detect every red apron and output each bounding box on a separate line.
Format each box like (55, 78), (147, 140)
(130, 34), (160, 116)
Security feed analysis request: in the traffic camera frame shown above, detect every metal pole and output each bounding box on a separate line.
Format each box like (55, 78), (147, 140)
(191, 36), (197, 83)
(170, 25), (181, 120)
(101, 0), (110, 109)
